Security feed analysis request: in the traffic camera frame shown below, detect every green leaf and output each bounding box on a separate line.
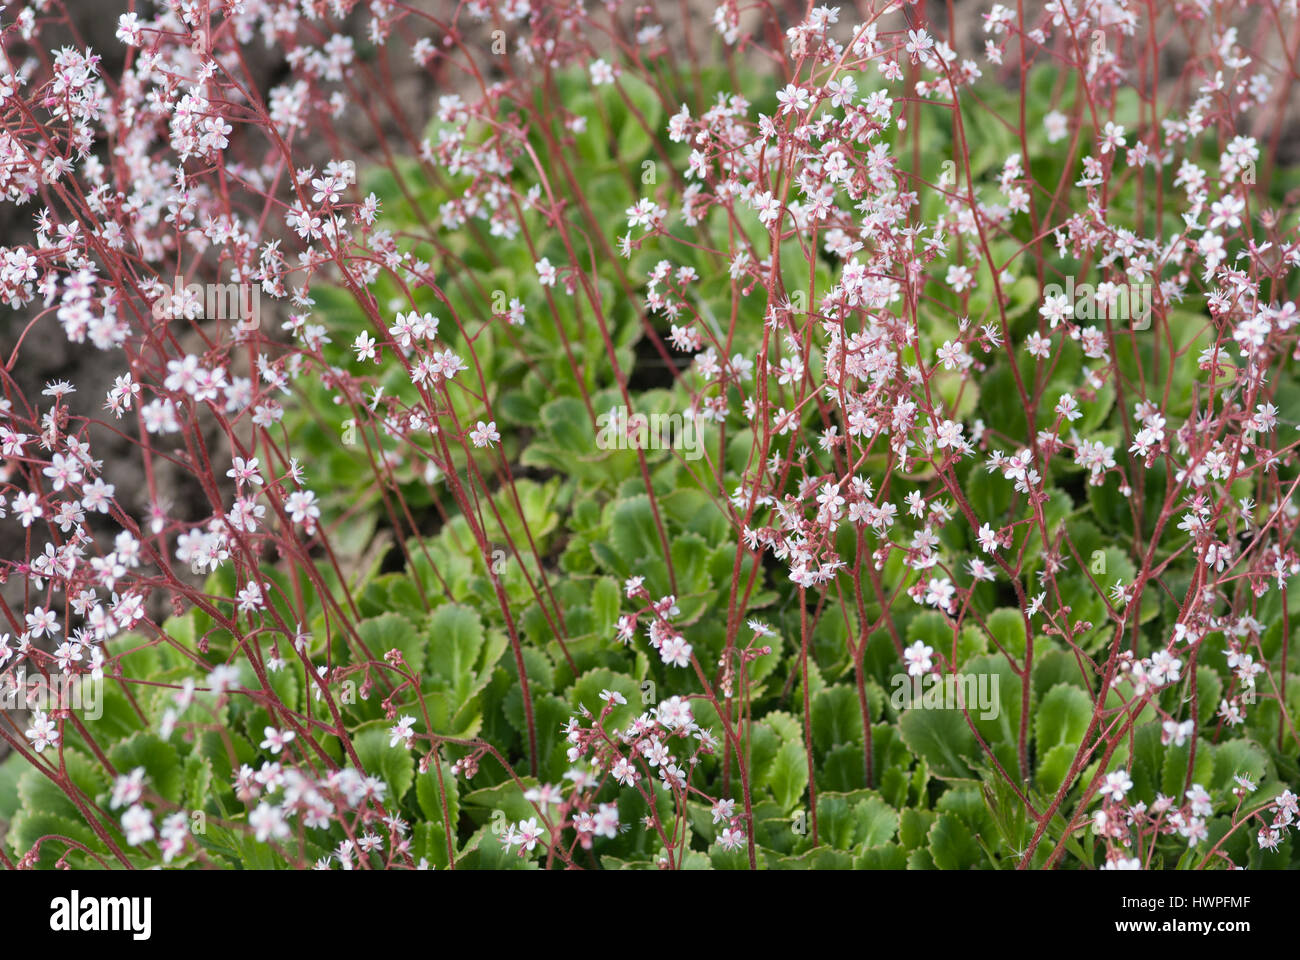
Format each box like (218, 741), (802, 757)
(855, 843), (908, 869)
(568, 668), (640, 733)
(899, 707), (978, 779)
(183, 752), (213, 811)
(427, 604), (487, 701)
(591, 577), (621, 638)
(1035, 682), (1093, 752)
(358, 612), (424, 676)
(763, 710), (804, 744)
(352, 721), (415, 805)
(0, 752), (31, 819)
(608, 496), (665, 572)
(1035, 743), (1080, 795)
(899, 808), (935, 850)
(109, 733), (184, 806)
(929, 812), (982, 869)
(984, 608), (1026, 659)
(769, 739), (810, 812)
(1161, 740), (1215, 799)
(613, 73), (664, 161)
(8, 810), (105, 867)
(1211, 739), (1269, 791)
(461, 776), (541, 821)
(853, 794), (899, 846)
(416, 760), (460, 825)
(810, 793), (858, 850)
(812, 684), (864, 754)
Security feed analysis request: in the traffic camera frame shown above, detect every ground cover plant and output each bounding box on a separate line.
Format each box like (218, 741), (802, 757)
(0, 0), (1299, 872)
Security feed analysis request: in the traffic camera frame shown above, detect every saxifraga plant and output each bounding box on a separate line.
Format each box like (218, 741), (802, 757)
(0, 0), (1298, 871)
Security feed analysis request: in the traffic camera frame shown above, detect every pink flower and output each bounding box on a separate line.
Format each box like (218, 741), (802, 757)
(470, 420), (500, 448)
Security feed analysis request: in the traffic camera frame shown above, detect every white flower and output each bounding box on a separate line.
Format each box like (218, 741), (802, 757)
(1043, 110), (1068, 143)
(249, 802), (290, 842)
(470, 420), (500, 448)
(1101, 770), (1132, 802)
(1186, 784), (1212, 817)
(718, 826), (746, 850)
(903, 640), (933, 677)
(935, 419), (965, 450)
(1161, 718), (1194, 747)
(110, 767), (147, 809)
(389, 715), (416, 748)
(592, 802), (619, 839)
(25, 709), (59, 752)
(260, 726), (296, 755)
(121, 804), (155, 845)
(517, 817), (544, 852)
(285, 490), (320, 526)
